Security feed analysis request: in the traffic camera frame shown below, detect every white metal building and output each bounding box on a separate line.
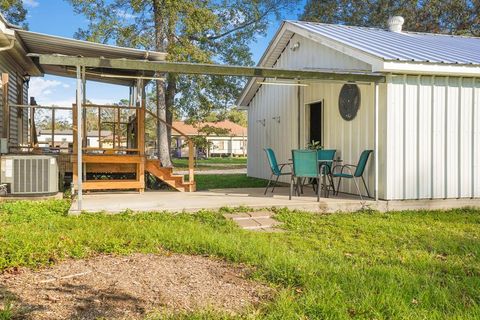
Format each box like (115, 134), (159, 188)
(238, 17), (480, 201)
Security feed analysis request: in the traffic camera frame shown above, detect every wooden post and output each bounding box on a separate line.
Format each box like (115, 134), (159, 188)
(188, 140), (195, 189)
(51, 108), (55, 148)
(2, 73), (9, 141)
(117, 107), (121, 148)
(29, 98), (35, 147)
(98, 106), (102, 148)
(112, 108), (116, 149)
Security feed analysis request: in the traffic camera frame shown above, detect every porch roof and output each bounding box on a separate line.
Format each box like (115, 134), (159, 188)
(0, 13), (167, 85)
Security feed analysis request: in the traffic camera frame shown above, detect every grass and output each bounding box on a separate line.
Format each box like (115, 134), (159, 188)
(1, 200), (480, 319)
(191, 174), (267, 190)
(173, 157), (247, 170)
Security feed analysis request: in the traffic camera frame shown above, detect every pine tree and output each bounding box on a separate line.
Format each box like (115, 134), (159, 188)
(301, 0), (480, 36)
(0, 0), (27, 28)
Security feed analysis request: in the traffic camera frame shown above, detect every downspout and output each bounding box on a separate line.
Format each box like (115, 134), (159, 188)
(0, 39), (15, 52)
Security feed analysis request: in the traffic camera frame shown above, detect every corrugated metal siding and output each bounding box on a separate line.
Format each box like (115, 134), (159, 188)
(303, 82), (374, 195)
(385, 75), (480, 199)
(247, 33), (371, 183)
(0, 50), (28, 146)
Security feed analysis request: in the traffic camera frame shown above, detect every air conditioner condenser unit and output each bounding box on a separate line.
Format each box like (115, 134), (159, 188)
(1, 155), (59, 195)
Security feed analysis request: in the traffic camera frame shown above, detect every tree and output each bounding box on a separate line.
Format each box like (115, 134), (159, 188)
(186, 107), (247, 127)
(0, 0), (27, 28)
(301, 0), (480, 36)
(66, 0), (299, 166)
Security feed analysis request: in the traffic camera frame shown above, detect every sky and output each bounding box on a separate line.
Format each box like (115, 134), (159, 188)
(21, 0), (306, 115)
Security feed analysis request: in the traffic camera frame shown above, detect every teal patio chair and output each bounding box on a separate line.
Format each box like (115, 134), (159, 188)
(333, 150), (372, 200)
(264, 148), (291, 194)
(317, 149), (336, 193)
(290, 149), (323, 202)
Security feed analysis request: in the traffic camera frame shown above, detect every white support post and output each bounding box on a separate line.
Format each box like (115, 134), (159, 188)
(82, 67), (87, 181)
(373, 82), (379, 201)
(76, 65), (83, 211)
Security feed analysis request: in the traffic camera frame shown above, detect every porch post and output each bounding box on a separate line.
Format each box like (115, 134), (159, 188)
(297, 78), (301, 148)
(373, 82), (379, 201)
(76, 65), (83, 211)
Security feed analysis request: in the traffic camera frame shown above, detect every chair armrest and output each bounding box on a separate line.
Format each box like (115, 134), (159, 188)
(278, 162), (292, 172)
(332, 164), (357, 175)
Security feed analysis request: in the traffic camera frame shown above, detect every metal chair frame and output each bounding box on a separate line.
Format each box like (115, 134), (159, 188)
(264, 148), (291, 195)
(332, 150), (372, 200)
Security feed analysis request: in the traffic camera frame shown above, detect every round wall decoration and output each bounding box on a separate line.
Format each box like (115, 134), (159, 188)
(338, 84), (361, 121)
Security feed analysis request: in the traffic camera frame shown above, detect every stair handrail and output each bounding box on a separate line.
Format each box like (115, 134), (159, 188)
(145, 109), (195, 185)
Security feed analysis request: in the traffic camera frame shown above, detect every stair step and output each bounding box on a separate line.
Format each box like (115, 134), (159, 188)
(145, 160), (194, 192)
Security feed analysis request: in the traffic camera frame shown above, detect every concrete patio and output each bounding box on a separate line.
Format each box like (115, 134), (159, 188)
(69, 187), (480, 214)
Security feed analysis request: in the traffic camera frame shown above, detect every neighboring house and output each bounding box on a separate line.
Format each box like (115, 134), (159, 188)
(171, 120), (247, 157)
(37, 129), (112, 149)
(238, 17), (480, 201)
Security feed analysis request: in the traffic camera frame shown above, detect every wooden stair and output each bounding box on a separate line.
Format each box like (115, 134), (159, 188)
(145, 160), (196, 192)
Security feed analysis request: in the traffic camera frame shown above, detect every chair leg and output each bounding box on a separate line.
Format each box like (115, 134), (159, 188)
(317, 175), (320, 202)
(271, 175), (280, 193)
(264, 174), (273, 195)
(336, 177), (342, 195)
(361, 176), (371, 198)
(353, 177), (363, 201)
(289, 176), (294, 200)
(329, 174), (335, 194)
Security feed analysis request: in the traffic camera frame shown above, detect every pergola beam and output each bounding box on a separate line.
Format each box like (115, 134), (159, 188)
(30, 54), (386, 83)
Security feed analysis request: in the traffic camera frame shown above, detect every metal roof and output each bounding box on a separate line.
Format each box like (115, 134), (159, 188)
(15, 29), (166, 62)
(0, 13), (167, 85)
(290, 21), (480, 65)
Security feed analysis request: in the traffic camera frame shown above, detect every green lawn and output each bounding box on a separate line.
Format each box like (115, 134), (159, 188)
(1, 200), (480, 319)
(192, 174), (267, 190)
(173, 157), (247, 170)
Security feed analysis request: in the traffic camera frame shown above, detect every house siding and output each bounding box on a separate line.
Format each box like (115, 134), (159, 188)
(0, 50), (29, 146)
(385, 75), (480, 200)
(303, 82), (375, 196)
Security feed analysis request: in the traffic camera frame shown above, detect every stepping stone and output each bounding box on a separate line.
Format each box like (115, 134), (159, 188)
(234, 218), (262, 229)
(248, 211), (272, 218)
(223, 211), (284, 232)
(223, 213), (251, 220)
(253, 217), (283, 228)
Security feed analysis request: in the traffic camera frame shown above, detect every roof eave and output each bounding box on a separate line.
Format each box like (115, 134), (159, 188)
(380, 60), (480, 77)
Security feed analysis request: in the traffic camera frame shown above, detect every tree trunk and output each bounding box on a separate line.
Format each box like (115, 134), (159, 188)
(165, 73), (176, 151)
(153, 0), (172, 167)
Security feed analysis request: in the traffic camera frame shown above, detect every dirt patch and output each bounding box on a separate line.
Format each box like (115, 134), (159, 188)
(0, 253), (272, 319)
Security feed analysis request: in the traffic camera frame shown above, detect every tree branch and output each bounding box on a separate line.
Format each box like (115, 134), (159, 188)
(189, 5), (276, 42)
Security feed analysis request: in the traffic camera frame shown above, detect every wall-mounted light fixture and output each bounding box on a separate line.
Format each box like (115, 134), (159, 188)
(22, 74), (30, 84)
(257, 119), (266, 126)
(272, 116), (280, 123)
(290, 41), (300, 51)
